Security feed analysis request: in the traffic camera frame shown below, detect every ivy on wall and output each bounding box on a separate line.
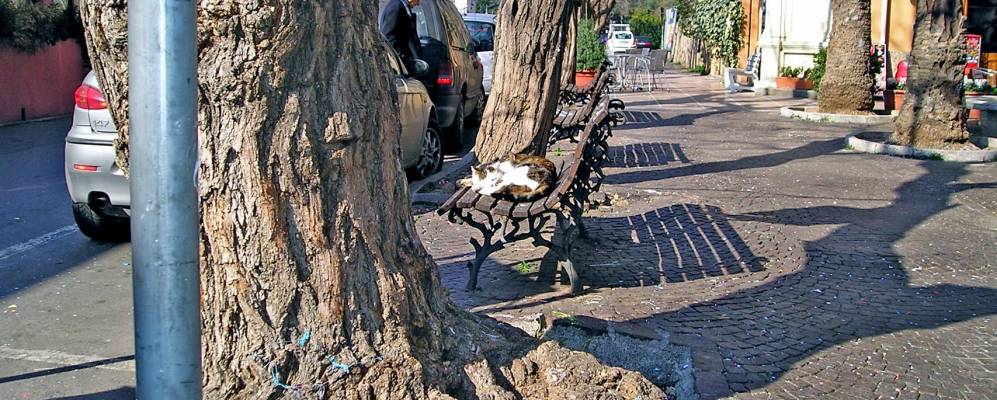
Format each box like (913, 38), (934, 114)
(0, 0), (85, 53)
(675, 0), (745, 68)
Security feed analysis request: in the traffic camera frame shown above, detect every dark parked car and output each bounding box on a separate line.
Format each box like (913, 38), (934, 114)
(635, 36), (654, 49)
(381, 0), (485, 153)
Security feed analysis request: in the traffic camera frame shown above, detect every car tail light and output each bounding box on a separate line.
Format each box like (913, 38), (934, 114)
(73, 164), (99, 172)
(437, 62), (454, 87)
(74, 84), (107, 110)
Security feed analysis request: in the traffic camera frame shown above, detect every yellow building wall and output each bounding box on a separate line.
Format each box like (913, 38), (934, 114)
(738, 0), (762, 68)
(870, 0), (916, 53)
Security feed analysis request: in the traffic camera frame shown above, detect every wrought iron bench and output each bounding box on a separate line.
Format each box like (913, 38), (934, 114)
(437, 104), (615, 293)
(550, 71), (624, 144)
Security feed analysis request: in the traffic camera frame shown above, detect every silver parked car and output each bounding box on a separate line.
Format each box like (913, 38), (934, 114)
(65, 50), (441, 241)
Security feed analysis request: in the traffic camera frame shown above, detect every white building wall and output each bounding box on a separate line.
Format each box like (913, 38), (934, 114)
(756, 0), (832, 88)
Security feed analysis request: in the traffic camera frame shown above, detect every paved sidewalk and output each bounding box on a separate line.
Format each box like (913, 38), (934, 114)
(416, 69), (997, 399)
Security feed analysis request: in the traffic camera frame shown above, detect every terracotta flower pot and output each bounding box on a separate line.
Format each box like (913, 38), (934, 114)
(965, 92), (983, 120)
(775, 77), (814, 90)
(574, 69), (597, 88)
(885, 89), (905, 110)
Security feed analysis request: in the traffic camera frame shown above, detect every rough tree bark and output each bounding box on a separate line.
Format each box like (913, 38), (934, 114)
(81, 1), (664, 399)
(893, 0), (968, 147)
(79, 0), (129, 173)
(560, 7), (580, 88)
(473, 0), (576, 162)
(818, 0), (874, 114)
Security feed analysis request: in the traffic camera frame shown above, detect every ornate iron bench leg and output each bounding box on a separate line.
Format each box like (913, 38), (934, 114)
(552, 209), (583, 294)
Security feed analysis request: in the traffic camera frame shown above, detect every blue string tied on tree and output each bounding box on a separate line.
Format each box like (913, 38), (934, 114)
(328, 356), (352, 374)
(298, 328), (312, 347)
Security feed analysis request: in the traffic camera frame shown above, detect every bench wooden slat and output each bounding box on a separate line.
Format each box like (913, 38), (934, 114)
(438, 187), (470, 214)
(512, 201), (536, 219)
(474, 195), (497, 213)
(529, 199), (551, 216)
(494, 200), (515, 217)
(456, 190), (481, 209)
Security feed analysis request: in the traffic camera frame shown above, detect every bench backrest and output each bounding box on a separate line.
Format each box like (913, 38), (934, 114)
(745, 51), (760, 74)
(547, 102), (610, 205)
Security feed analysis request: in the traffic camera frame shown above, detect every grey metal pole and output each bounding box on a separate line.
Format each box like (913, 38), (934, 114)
(128, 0), (201, 398)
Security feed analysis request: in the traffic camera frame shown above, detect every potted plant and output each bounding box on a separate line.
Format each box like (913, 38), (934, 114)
(776, 66), (814, 90)
(885, 82), (906, 111)
(575, 18), (605, 87)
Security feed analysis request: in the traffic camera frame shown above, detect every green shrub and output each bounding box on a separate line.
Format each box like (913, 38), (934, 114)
(675, 0), (745, 68)
(630, 8), (662, 49)
(779, 66), (808, 78)
(576, 18), (606, 71)
(689, 65), (707, 75)
(807, 46), (827, 90)
(0, 0), (83, 53)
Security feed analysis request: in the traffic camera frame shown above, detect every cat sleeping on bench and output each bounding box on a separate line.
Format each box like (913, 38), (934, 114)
(458, 154), (557, 202)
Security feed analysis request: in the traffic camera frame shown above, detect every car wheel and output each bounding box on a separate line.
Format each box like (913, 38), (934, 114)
(72, 203), (129, 242)
(409, 124), (443, 180)
(466, 95), (485, 128)
(443, 101), (465, 154)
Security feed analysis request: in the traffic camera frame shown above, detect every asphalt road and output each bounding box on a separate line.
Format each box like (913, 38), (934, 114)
(0, 117), (135, 399)
(0, 117), (474, 399)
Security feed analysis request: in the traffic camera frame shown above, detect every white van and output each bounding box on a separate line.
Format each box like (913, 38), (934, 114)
(607, 30), (636, 53)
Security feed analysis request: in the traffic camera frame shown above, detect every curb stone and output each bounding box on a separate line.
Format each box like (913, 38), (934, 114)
(781, 106), (894, 125)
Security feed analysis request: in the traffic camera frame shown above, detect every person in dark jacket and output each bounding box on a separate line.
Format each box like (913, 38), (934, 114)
(379, 0), (424, 74)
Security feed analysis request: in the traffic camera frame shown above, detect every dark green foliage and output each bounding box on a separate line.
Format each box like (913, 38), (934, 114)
(0, 0), (84, 53)
(577, 18), (606, 71)
(806, 47), (828, 90)
(476, 0), (501, 14)
(630, 8), (662, 49)
(780, 66), (808, 78)
(689, 65), (707, 75)
(674, 0), (744, 68)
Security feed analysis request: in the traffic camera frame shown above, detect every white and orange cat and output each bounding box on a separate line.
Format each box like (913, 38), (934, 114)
(458, 154), (557, 202)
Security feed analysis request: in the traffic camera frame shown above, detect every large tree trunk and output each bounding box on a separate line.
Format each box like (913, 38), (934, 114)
(79, 0), (129, 173)
(473, 0), (576, 162)
(818, 0), (874, 114)
(81, 1), (664, 399)
(893, 0), (968, 147)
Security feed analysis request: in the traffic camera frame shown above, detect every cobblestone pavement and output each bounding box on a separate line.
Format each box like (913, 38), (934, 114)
(415, 69), (997, 399)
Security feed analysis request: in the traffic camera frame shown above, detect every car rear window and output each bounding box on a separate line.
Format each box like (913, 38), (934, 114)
(413, 5), (439, 40)
(465, 21), (494, 52)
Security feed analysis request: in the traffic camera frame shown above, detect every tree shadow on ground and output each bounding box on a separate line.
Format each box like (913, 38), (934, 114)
(605, 138), (844, 185)
(0, 355), (134, 385)
(614, 110), (733, 131)
(48, 387), (135, 400)
(611, 160), (997, 398)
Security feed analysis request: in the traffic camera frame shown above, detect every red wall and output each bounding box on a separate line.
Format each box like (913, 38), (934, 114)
(0, 40), (86, 123)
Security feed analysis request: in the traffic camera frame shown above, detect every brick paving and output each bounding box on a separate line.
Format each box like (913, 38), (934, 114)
(415, 69), (997, 399)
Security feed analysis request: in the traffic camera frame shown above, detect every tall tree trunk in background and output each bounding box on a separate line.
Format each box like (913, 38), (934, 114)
(587, 0), (615, 33)
(893, 0), (968, 147)
(81, 1), (663, 398)
(818, 0), (874, 114)
(473, 0), (576, 162)
(561, 7), (580, 88)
